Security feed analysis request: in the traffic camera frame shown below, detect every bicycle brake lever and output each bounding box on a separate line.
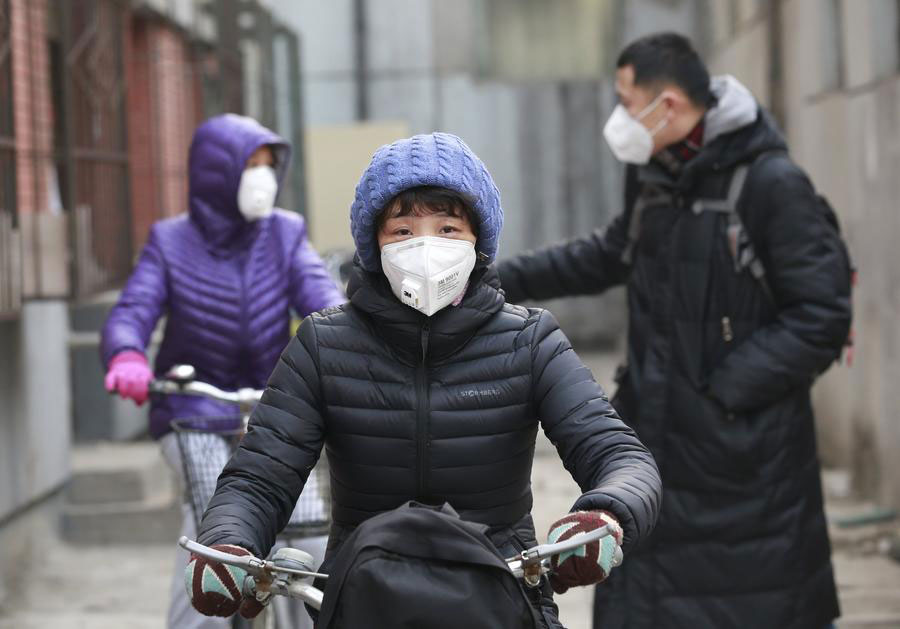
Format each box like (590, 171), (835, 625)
(513, 524), (616, 565)
(179, 537), (329, 580)
(180, 537), (269, 578)
(264, 565), (329, 580)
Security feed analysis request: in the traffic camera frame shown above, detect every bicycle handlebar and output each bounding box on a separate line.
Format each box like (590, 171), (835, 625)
(518, 523), (621, 564)
(256, 578), (324, 609)
(179, 537), (328, 581)
(148, 364), (263, 410)
(179, 523), (623, 611)
(181, 536), (328, 609)
(505, 524), (623, 582)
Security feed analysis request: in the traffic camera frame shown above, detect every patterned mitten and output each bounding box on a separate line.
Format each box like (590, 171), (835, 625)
(184, 544), (265, 618)
(547, 511), (623, 594)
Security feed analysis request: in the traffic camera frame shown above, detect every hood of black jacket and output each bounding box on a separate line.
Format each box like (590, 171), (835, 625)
(346, 262), (506, 364)
(684, 117), (787, 191)
(643, 76), (789, 192)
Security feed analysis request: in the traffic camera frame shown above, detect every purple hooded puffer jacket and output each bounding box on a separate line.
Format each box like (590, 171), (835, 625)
(101, 114), (344, 438)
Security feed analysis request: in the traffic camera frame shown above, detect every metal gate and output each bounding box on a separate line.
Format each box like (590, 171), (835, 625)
(206, 0), (307, 216)
(56, 0), (131, 298)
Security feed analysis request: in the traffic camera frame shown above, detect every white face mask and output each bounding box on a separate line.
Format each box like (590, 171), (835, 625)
(237, 165), (278, 221)
(381, 236), (476, 317)
(603, 93), (669, 165)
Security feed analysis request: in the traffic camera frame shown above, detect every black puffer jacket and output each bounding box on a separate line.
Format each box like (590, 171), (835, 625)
(499, 97), (851, 628)
(198, 265), (661, 625)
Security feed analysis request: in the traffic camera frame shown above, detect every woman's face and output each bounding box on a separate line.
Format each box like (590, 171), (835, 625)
(377, 209), (477, 249)
(246, 145), (275, 169)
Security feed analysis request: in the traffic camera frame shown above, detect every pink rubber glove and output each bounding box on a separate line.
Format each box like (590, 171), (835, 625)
(104, 350), (153, 405)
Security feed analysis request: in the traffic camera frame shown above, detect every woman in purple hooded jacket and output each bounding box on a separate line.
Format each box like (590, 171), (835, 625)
(101, 113), (343, 628)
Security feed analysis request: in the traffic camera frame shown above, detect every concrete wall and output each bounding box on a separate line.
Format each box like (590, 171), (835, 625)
(305, 122), (410, 253)
(269, 0), (703, 345)
(0, 303), (71, 522)
(704, 0), (900, 506)
(703, 1), (771, 105)
(0, 0), (71, 524)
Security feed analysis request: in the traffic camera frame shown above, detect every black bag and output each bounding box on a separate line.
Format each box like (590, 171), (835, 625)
(316, 502), (543, 629)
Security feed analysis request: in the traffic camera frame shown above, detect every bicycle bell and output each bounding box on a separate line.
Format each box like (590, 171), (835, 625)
(272, 547), (317, 574)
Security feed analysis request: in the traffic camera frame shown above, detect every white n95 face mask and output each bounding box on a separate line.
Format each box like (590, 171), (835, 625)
(381, 236), (476, 316)
(603, 93), (669, 165)
(237, 165), (278, 221)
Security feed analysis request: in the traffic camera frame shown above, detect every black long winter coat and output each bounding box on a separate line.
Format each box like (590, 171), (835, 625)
(198, 265), (662, 626)
(498, 111), (852, 629)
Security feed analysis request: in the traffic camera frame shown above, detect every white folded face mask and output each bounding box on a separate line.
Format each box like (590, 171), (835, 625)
(602, 93), (669, 165)
(237, 165), (278, 221)
(380, 236), (476, 316)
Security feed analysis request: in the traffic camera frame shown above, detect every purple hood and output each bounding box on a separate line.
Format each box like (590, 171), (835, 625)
(189, 113), (291, 252)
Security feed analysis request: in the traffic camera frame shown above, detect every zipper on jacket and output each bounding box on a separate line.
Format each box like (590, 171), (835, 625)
(721, 316), (734, 342)
(416, 321), (431, 500)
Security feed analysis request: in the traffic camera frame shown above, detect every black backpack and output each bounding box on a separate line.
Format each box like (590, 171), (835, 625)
(316, 502), (542, 629)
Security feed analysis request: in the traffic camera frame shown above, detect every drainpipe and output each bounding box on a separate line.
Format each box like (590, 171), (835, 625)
(767, 0), (786, 129)
(353, 0), (368, 121)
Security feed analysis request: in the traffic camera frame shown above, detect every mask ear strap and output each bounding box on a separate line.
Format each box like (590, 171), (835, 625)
(636, 91), (666, 121)
(648, 116), (669, 137)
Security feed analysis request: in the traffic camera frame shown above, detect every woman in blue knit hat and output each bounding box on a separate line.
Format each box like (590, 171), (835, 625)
(183, 133), (662, 627)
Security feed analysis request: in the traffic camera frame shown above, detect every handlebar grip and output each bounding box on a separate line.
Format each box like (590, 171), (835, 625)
(148, 380), (174, 394)
(520, 523), (616, 563)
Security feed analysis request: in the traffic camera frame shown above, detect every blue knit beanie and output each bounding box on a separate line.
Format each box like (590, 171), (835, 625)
(350, 132), (502, 272)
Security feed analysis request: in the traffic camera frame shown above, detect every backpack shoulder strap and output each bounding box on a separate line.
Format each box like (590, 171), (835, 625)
(690, 162), (752, 215)
(691, 149), (786, 216)
(618, 150), (782, 272)
(691, 150), (787, 302)
(621, 183), (672, 265)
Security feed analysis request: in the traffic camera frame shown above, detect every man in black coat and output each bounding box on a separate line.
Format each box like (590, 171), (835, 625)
(498, 33), (851, 629)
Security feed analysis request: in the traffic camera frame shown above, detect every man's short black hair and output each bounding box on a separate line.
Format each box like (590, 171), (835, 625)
(617, 32), (713, 108)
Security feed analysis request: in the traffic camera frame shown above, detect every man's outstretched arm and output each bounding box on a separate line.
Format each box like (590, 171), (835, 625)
(497, 209), (631, 303)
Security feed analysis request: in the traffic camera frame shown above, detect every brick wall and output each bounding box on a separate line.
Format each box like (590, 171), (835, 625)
(11, 0), (52, 218)
(155, 25), (196, 225)
(10, 0), (67, 297)
(125, 18), (157, 250)
(126, 15), (202, 250)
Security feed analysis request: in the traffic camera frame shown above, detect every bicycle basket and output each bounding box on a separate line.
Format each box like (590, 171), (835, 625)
(171, 416), (331, 539)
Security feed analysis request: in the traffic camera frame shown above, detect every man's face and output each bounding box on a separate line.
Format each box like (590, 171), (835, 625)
(614, 65), (682, 155)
